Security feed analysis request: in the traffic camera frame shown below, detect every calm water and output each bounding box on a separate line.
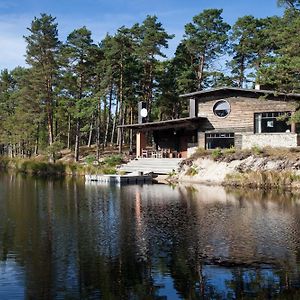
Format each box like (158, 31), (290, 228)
(1, 174), (300, 299)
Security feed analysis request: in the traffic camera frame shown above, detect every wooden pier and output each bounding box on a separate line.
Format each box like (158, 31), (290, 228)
(85, 172), (153, 185)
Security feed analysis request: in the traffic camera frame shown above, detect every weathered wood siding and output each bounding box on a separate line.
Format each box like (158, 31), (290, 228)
(197, 96), (298, 133)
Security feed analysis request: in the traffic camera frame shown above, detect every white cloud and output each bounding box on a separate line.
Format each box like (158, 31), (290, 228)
(0, 14), (30, 70)
(0, 8), (185, 70)
(0, 36), (26, 69)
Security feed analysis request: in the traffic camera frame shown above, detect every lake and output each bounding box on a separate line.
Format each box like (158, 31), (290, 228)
(0, 173), (300, 299)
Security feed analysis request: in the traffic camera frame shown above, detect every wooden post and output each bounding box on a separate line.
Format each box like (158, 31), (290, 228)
(291, 122), (296, 133)
(136, 132), (146, 158)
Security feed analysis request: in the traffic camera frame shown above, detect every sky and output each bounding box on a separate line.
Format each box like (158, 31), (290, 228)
(0, 0), (285, 71)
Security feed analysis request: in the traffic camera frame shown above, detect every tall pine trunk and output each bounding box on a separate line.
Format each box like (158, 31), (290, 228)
(87, 115), (94, 147)
(111, 94), (119, 145)
(118, 61), (124, 154)
(74, 119), (80, 162)
(104, 84), (113, 147)
(129, 107), (133, 152)
(67, 114), (71, 149)
(96, 99), (101, 159)
(197, 54), (205, 90)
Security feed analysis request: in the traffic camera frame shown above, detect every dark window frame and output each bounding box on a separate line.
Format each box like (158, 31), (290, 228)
(254, 111), (291, 134)
(205, 132), (235, 149)
(213, 100), (231, 118)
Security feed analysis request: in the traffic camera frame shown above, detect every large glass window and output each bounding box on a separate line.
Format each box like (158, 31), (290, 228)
(254, 112), (291, 133)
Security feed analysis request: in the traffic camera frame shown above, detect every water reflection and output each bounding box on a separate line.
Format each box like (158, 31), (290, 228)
(0, 174), (300, 299)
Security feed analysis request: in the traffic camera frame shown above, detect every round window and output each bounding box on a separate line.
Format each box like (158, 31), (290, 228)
(213, 100), (231, 118)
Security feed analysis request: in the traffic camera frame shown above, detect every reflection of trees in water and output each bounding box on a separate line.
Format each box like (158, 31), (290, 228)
(1, 176), (300, 298)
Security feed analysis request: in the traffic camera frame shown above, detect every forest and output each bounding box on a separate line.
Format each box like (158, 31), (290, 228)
(0, 0), (299, 161)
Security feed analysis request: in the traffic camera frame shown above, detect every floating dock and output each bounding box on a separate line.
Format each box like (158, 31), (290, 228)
(85, 172), (153, 184)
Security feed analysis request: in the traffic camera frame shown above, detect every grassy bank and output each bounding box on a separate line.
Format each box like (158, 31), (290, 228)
(178, 146), (300, 190)
(0, 155), (123, 177)
(186, 146), (300, 164)
(225, 170), (300, 189)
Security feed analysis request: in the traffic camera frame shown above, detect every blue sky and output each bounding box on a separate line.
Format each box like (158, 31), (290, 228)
(0, 0), (284, 70)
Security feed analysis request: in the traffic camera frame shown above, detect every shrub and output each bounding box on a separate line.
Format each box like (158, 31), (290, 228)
(191, 147), (209, 159)
(102, 167), (117, 174)
(46, 141), (64, 161)
(251, 145), (264, 156)
(224, 146), (235, 155)
(211, 148), (222, 160)
(103, 155), (123, 167)
(85, 155), (97, 165)
(185, 166), (198, 176)
(168, 170), (177, 177)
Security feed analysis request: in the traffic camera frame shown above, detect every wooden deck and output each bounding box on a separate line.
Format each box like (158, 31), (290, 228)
(85, 172), (153, 185)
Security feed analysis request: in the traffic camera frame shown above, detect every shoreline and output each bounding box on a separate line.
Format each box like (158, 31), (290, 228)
(169, 148), (300, 190)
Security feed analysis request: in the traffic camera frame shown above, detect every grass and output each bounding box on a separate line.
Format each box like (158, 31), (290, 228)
(187, 146), (300, 164)
(211, 148), (222, 160)
(0, 155), (122, 177)
(185, 165), (198, 176)
(225, 170), (300, 189)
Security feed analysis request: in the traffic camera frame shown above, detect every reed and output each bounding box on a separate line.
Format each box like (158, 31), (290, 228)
(0, 157), (119, 177)
(225, 170), (300, 189)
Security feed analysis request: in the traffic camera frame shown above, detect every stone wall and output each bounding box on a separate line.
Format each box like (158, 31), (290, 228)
(187, 146), (198, 158)
(241, 133), (299, 149)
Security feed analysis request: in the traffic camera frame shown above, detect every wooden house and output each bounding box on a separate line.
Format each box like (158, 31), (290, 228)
(120, 87), (300, 158)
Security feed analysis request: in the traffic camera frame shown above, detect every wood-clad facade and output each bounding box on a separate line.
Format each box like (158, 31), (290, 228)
(183, 87), (300, 151)
(197, 97), (297, 133)
(120, 87), (300, 158)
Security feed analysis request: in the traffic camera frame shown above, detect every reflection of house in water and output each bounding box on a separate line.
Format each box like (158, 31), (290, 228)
(120, 87), (300, 158)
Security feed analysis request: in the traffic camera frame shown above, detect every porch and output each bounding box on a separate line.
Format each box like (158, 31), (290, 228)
(140, 147), (182, 158)
(119, 117), (205, 159)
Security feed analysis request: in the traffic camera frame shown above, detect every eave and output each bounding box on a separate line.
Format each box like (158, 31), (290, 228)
(118, 117), (206, 131)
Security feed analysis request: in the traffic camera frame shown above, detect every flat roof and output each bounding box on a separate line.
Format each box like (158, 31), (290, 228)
(118, 117), (205, 131)
(180, 87), (300, 99)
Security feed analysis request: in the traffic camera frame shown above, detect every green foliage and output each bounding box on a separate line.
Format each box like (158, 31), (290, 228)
(103, 155), (123, 167)
(224, 146), (236, 155)
(85, 155), (97, 165)
(277, 0), (300, 10)
(46, 141), (64, 161)
(1, 7), (300, 163)
(0, 156), (118, 176)
(183, 9), (230, 89)
(258, 9), (300, 92)
(251, 145), (264, 155)
(190, 147), (209, 160)
(0, 157), (65, 176)
(168, 169), (177, 177)
(24, 13), (61, 148)
(211, 148), (222, 160)
(102, 167), (117, 175)
(185, 166), (198, 176)
(225, 170), (299, 188)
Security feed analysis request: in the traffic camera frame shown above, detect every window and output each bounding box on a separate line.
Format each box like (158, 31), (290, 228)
(213, 100), (231, 118)
(254, 112), (291, 133)
(206, 133), (234, 149)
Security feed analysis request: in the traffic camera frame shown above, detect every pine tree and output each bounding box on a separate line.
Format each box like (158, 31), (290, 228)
(277, 0), (300, 10)
(24, 14), (61, 158)
(258, 9), (300, 92)
(229, 16), (261, 87)
(134, 16), (174, 119)
(61, 26), (97, 161)
(183, 9), (230, 90)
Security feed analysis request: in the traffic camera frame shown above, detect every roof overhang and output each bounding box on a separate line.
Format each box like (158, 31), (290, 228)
(118, 117), (206, 131)
(180, 87), (300, 101)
